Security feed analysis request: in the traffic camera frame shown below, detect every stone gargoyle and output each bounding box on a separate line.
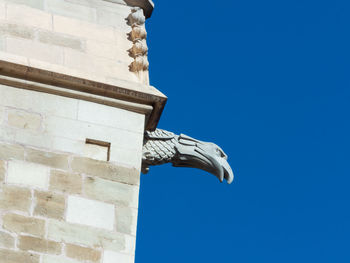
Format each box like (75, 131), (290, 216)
(142, 129), (233, 184)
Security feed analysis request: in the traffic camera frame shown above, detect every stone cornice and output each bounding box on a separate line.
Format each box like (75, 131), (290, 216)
(0, 58), (166, 131)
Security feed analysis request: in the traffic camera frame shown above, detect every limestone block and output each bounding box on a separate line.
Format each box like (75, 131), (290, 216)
(37, 30), (84, 51)
(103, 250), (134, 263)
(0, 142), (25, 160)
(7, 161), (49, 189)
(0, 231), (15, 249)
(83, 143), (109, 161)
(53, 15), (116, 43)
(0, 106), (4, 124)
(0, 185), (31, 212)
(66, 196), (115, 230)
(11, 127), (53, 149)
(49, 170), (82, 195)
(65, 243), (101, 262)
(77, 100), (144, 133)
(63, 48), (128, 78)
(0, 160), (5, 182)
(25, 148), (69, 170)
(2, 213), (45, 237)
(6, 37), (64, 65)
(0, 35), (8, 52)
(44, 115), (143, 151)
(7, 109), (42, 131)
(45, 0), (97, 23)
(0, 1), (5, 19)
(18, 235), (61, 254)
(6, 2), (52, 30)
(0, 248), (40, 263)
(96, 5), (131, 31)
(0, 22), (36, 40)
(34, 190), (66, 220)
(5, 0), (44, 9)
(84, 176), (139, 208)
(0, 84), (79, 119)
(42, 255), (81, 263)
(48, 220), (127, 253)
(110, 147), (142, 170)
(51, 137), (85, 156)
(115, 206), (138, 236)
(79, 38), (132, 65)
(71, 157), (140, 185)
(0, 125), (16, 143)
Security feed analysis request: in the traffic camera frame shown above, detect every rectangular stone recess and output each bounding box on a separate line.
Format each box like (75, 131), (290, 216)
(66, 195), (115, 230)
(85, 138), (111, 161)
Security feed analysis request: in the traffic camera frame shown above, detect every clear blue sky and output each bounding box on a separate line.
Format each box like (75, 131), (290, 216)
(136, 1), (350, 262)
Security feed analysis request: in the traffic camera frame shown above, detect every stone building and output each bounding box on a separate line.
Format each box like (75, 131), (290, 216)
(0, 1), (164, 262)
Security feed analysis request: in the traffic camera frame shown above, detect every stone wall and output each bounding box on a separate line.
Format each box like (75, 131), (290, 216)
(0, 84), (145, 169)
(0, 1), (160, 262)
(0, 83), (144, 263)
(0, 0), (150, 85)
(0, 142), (139, 263)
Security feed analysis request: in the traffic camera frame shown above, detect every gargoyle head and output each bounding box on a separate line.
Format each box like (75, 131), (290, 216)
(173, 134), (234, 184)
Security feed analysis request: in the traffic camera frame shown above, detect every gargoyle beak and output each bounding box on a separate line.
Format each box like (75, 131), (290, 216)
(219, 157), (234, 184)
(197, 148), (234, 184)
(174, 134), (234, 184)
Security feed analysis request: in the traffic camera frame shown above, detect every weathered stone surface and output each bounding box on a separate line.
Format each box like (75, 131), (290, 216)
(6, 2), (51, 30)
(0, 106), (4, 124)
(116, 206), (138, 236)
(6, 37), (64, 65)
(103, 250), (135, 263)
(66, 196), (115, 230)
(26, 148), (69, 170)
(34, 191), (66, 220)
(66, 243), (101, 262)
(77, 100), (144, 133)
(18, 235), (61, 254)
(83, 143), (109, 161)
(7, 109), (42, 131)
(7, 160), (49, 189)
(42, 255), (81, 263)
(0, 185), (31, 212)
(0, 160), (5, 182)
(3, 213), (45, 237)
(0, 231), (15, 249)
(50, 170), (82, 195)
(0, 248), (40, 263)
(0, 84), (79, 119)
(48, 220), (128, 253)
(37, 30), (84, 51)
(0, 143), (25, 160)
(53, 15), (116, 43)
(84, 176), (139, 208)
(0, 22), (35, 39)
(46, 0), (97, 23)
(72, 157), (140, 185)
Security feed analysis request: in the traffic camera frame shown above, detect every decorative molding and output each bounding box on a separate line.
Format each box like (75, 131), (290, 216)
(128, 7), (149, 80)
(0, 59), (167, 130)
